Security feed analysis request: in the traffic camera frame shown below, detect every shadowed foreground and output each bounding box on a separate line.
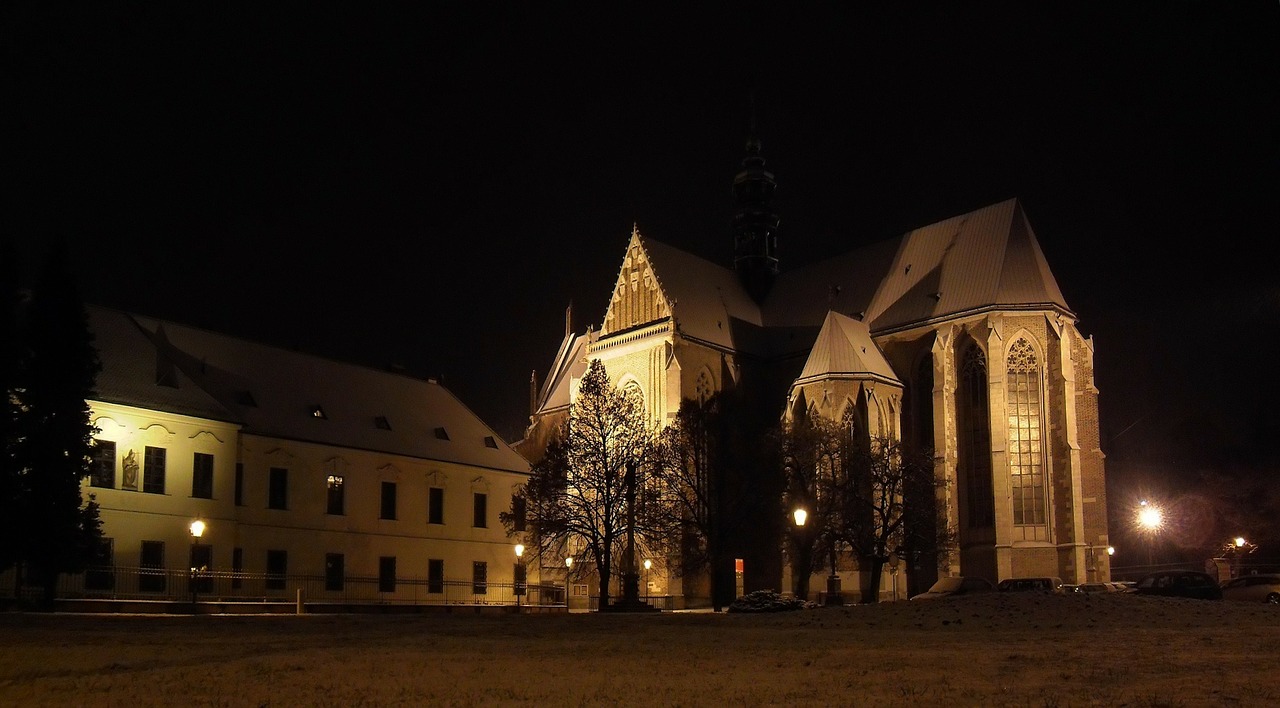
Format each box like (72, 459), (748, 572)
(2, 592), (1278, 707)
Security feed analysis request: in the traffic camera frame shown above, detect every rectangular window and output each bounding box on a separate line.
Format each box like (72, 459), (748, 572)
(84, 537), (114, 590)
(428, 559), (444, 594)
(192, 452), (214, 499)
(429, 487), (444, 524)
(325, 553), (344, 592)
(379, 556), (396, 593)
(266, 550), (287, 590)
(473, 492), (487, 528)
(472, 561), (487, 594)
(234, 463), (244, 506)
(232, 547), (243, 589)
(91, 440), (116, 489)
(143, 446), (166, 494)
(139, 540), (166, 592)
(380, 481), (397, 520)
(268, 467), (288, 510)
(327, 475), (345, 515)
(513, 496), (527, 532)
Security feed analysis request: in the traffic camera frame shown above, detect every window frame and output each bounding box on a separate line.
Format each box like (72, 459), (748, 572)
(91, 440), (116, 489)
(142, 446), (166, 495)
(268, 467), (288, 510)
(326, 474), (345, 516)
(191, 452), (214, 499)
(380, 481), (397, 520)
(429, 487), (445, 525)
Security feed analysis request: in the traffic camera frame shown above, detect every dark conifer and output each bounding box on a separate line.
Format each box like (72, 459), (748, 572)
(0, 241), (23, 579)
(15, 242), (104, 603)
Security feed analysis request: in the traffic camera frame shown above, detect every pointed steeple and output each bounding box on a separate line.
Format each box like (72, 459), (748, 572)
(732, 100), (780, 303)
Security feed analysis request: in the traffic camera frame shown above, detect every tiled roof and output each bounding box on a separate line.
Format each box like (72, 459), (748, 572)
(88, 305), (530, 474)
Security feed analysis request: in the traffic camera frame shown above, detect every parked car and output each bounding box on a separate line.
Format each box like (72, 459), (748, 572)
(910, 576), (995, 600)
(1133, 570), (1223, 600)
(1075, 582), (1113, 594)
(997, 577), (1066, 593)
(1219, 574), (1280, 604)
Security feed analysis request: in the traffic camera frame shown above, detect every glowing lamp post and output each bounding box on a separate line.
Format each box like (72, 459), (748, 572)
(514, 543), (526, 608)
(793, 508), (808, 527)
(1136, 500), (1163, 566)
(643, 559), (652, 601)
(189, 519), (206, 606)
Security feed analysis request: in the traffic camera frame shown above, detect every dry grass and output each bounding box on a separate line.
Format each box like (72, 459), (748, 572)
(2, 592), (1278, 707)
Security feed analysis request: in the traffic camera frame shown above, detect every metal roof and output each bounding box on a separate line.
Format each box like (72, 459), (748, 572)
(88, 305), (530, 474)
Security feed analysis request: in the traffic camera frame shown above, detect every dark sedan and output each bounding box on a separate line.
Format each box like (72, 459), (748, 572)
(1133, 570), (1223, 600)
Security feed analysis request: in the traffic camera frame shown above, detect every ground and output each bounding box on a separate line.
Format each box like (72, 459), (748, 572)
(1, 592), (1277, 706)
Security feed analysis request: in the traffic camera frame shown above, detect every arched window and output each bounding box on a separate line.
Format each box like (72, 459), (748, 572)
(958, 343), (994, 528)
(695, 369), (714, 403)
(1006, 338), (1046, 527)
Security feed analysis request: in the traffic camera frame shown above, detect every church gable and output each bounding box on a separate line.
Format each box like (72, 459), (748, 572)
(601, 227), (673, 335)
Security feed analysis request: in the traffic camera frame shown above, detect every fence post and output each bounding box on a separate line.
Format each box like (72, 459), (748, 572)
(296, 588), (304, 614)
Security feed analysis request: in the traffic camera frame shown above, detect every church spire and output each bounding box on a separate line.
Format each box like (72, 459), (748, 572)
(732, 101), (780, 303)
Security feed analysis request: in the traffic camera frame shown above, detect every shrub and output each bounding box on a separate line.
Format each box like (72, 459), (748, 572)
(726, 589), (812, 613)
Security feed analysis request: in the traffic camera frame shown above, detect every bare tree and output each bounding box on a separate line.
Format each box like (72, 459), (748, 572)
(652, 393), (768, 610)
(501, 359), (663, 609)
(779, 413), (845, 601)
(837, 434), (954, 603)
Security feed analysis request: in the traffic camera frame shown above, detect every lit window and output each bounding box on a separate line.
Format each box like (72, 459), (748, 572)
(326, 475), (344, 515)
(311, 405), (327, 419)
(1007, 338), (1046, 527)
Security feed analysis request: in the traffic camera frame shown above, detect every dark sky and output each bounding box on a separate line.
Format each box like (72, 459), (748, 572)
(7, 3), (1279, 509)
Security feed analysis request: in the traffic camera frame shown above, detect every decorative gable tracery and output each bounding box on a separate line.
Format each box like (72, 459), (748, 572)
(602, 228), (672, 335)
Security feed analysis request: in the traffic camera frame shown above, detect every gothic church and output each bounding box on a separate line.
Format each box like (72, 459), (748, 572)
(519, 136), (1110, 604)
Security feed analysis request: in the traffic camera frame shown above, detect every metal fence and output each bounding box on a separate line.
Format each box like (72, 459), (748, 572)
(0, 566), (566, 608)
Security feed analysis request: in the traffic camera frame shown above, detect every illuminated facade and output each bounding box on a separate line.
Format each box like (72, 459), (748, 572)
(520, 140), (1110, 605)
(40, 306), (535, 607)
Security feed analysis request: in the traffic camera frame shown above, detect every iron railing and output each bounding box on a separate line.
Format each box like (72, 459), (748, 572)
(0, 566), (566, 607)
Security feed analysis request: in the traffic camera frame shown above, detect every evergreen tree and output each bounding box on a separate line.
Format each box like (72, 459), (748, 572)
(0, 241), (23, 577)
(10, 243), (104, 603)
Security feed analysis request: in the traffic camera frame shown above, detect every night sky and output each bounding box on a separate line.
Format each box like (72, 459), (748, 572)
(7, 3), (1279, 548)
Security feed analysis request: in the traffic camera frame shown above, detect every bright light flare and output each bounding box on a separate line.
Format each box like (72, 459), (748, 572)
(1136, 504), (1163, 531)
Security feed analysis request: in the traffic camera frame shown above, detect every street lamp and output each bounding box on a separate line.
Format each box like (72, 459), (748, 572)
(514, 543), (525, 608)
(643, 559), (652, 601)
(189, 519), (206, 606)
(1136, 500), (1163, 567)
(793, 508), (807, 527)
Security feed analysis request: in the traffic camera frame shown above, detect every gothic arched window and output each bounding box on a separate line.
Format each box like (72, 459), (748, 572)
(958, 343), (994, 528)
(1006, 338), (1046, 527)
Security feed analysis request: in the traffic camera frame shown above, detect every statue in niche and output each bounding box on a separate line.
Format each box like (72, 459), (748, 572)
(122, 449), (139, 490)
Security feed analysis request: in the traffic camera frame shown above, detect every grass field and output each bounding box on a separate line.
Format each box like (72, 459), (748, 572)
(2, 591), (1278, 707)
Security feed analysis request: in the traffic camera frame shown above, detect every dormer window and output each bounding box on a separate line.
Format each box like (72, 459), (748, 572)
(375, 416), (392, 431)
(237, 391), (258, 407)
(311, 405), (327, 419)
(483, 436), (498, 449)
(434, 427), (450, 441)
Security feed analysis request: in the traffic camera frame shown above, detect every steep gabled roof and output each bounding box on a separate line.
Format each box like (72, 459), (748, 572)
(762, 199), (1070, 334)
(534, 328), (592, 414)
(89, 305), (529, 474)
(630, 235), (761, 350)
(795, 311), (900, 386)
(862, 198), (1071, 331)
